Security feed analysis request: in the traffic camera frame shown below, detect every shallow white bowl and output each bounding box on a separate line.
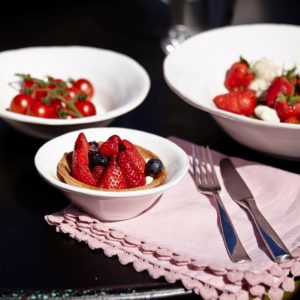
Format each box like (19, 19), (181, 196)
(0, 46), (150, 139)
(164, 24), (300, 159)
(34, 127), (189, 221)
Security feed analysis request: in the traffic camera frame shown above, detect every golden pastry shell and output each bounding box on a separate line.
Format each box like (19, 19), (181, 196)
(57, 144), (167, 191)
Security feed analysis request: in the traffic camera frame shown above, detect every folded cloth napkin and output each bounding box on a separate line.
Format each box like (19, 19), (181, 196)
(45, 137), (300, 300)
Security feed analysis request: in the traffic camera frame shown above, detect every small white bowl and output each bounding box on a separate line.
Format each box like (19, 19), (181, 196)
(164, 24), (300, 159)
(0, 46), (150, 139)
(34, 127), (189, 221)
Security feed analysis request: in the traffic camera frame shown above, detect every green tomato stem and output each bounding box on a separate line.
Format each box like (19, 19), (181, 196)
(51, 94), (83, 118)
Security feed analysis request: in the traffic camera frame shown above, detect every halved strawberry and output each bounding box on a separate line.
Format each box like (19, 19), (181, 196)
(99, 139), (118, 157)
(91, 165), (105, 184)
(266, 78), (294, 107)
(213, 90), (256, 117)
(108, 134), (122, 145)
(71, 132), (97, 186)
(117, 150), (146, 188)
(224, 58), (255, 91)
(98, 155), (127, 189)
(121, 139), (146, 174)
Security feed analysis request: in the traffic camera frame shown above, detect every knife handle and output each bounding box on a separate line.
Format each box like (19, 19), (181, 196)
(244, 199), (293, 263)
(213, 192), (251, 263)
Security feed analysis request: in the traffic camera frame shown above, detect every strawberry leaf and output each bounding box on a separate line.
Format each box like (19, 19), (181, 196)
(275, 93), (287, 102)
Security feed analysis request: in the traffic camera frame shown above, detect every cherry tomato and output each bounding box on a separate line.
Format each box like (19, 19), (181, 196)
(10, 93), (34, 114)
(32, 89), (49, 102)
(66, 86), (79, 101)
(47, 78), (64, 89)
(21, 79), (37, 92)
(27, 101), (55, 118)
(75, 101), (96, 117)
(73, 79), (94, 101)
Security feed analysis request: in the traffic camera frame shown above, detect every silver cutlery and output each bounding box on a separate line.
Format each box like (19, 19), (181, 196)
(220, 158), (293, 263)
(192, 145), (251, 263)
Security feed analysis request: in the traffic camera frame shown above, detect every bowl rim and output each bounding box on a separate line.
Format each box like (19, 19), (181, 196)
(163, 23), (300, 131)
(0, 45), (150, 126)
(34, 127), (190, 198)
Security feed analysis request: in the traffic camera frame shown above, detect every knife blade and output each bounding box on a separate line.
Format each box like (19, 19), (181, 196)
(220, 158), (293, 263)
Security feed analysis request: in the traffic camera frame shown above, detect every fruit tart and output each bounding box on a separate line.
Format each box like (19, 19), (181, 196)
(57, 132), (167, 191)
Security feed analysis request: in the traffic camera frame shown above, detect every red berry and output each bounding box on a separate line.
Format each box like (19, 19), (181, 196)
(108, 135), (122, 145)
(99, 139), (118, 157)
(121, 140), (146, 174)
(91, 165), (105, 184)
(274, 99), (296, 122)
(224, 59), (255, 91)
(284, 116), (299, 124)
(213, 90), (256, 117)
(117, 150), (146, 188)
(99, 155), (127, 189)
(71, 132), (97, 186)
(266, 78), (294, 107)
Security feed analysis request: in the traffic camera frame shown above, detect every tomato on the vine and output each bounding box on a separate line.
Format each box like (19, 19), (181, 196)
(9, 74), (96, 119)
(75, 101), (96, 117)
(66, 86), (79, 101)
(10, 93), (34, 114)
(73, 79), (94, 101)
(27, 101), (55, 118)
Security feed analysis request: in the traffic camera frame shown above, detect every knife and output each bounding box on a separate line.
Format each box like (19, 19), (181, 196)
(220, 158), (293, 263)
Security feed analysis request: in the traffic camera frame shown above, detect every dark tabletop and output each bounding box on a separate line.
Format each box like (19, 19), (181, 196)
(1, 0), (300, 299)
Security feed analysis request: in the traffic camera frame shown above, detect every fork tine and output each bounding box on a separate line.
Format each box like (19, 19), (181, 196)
(201, 146), (214, 185)
(192, 144), (198, 184)
(205, 146), (219, 186)
(198, 146), (207, 185)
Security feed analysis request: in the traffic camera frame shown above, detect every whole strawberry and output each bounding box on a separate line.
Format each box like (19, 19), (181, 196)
(273, 99), (295, 122)
(266, 78), (294, 107)
(213, 90), (256, 117)
(98, 155), (127, 189)
(71, 132), (97, 186)
(224, 57), (255, 91)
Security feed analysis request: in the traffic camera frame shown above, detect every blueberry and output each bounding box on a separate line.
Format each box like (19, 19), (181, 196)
(89, 152), (109, 168)
(89, 141), (99, 152)
(146, 158), (163, 178)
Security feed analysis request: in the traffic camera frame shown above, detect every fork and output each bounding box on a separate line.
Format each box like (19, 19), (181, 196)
(192, 145), (251, 263)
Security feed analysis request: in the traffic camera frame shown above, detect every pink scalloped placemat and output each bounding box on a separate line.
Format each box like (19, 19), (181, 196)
(45, 137), (300, 300)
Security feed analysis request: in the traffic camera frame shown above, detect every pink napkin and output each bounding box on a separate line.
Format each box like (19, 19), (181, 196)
(45, 137), (300, 300)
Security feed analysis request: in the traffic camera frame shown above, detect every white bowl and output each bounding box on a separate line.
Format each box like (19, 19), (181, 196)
(0, 46), (150, 139)
(34, 127), (189, 221)
(164, 24), (300, 159)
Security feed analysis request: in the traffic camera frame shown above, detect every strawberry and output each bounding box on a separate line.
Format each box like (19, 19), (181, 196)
(266, 78), (294, 107)
(274, 99), (295, 122)
(108, 134), (122, 145)
(71, 132), (97, 186)
(91, 165), (105, 184)
(213, 90), (256, 117)
(121, 139), (146, 174)
(99, 139), (118, 157)
(98, 155), (127, 189)
(224, 57), (255, 91)
(117, 150), (146, 188)
(284, 116), (300, 124)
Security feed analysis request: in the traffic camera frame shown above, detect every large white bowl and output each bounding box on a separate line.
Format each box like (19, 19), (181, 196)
(34, 127), (189, 221)
(164, 24), (300, 159)
(0, 46), (150, 139)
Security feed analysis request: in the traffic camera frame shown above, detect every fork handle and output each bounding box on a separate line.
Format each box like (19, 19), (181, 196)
(213, 192), (251, 263)
(242, 199), (293, 263)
